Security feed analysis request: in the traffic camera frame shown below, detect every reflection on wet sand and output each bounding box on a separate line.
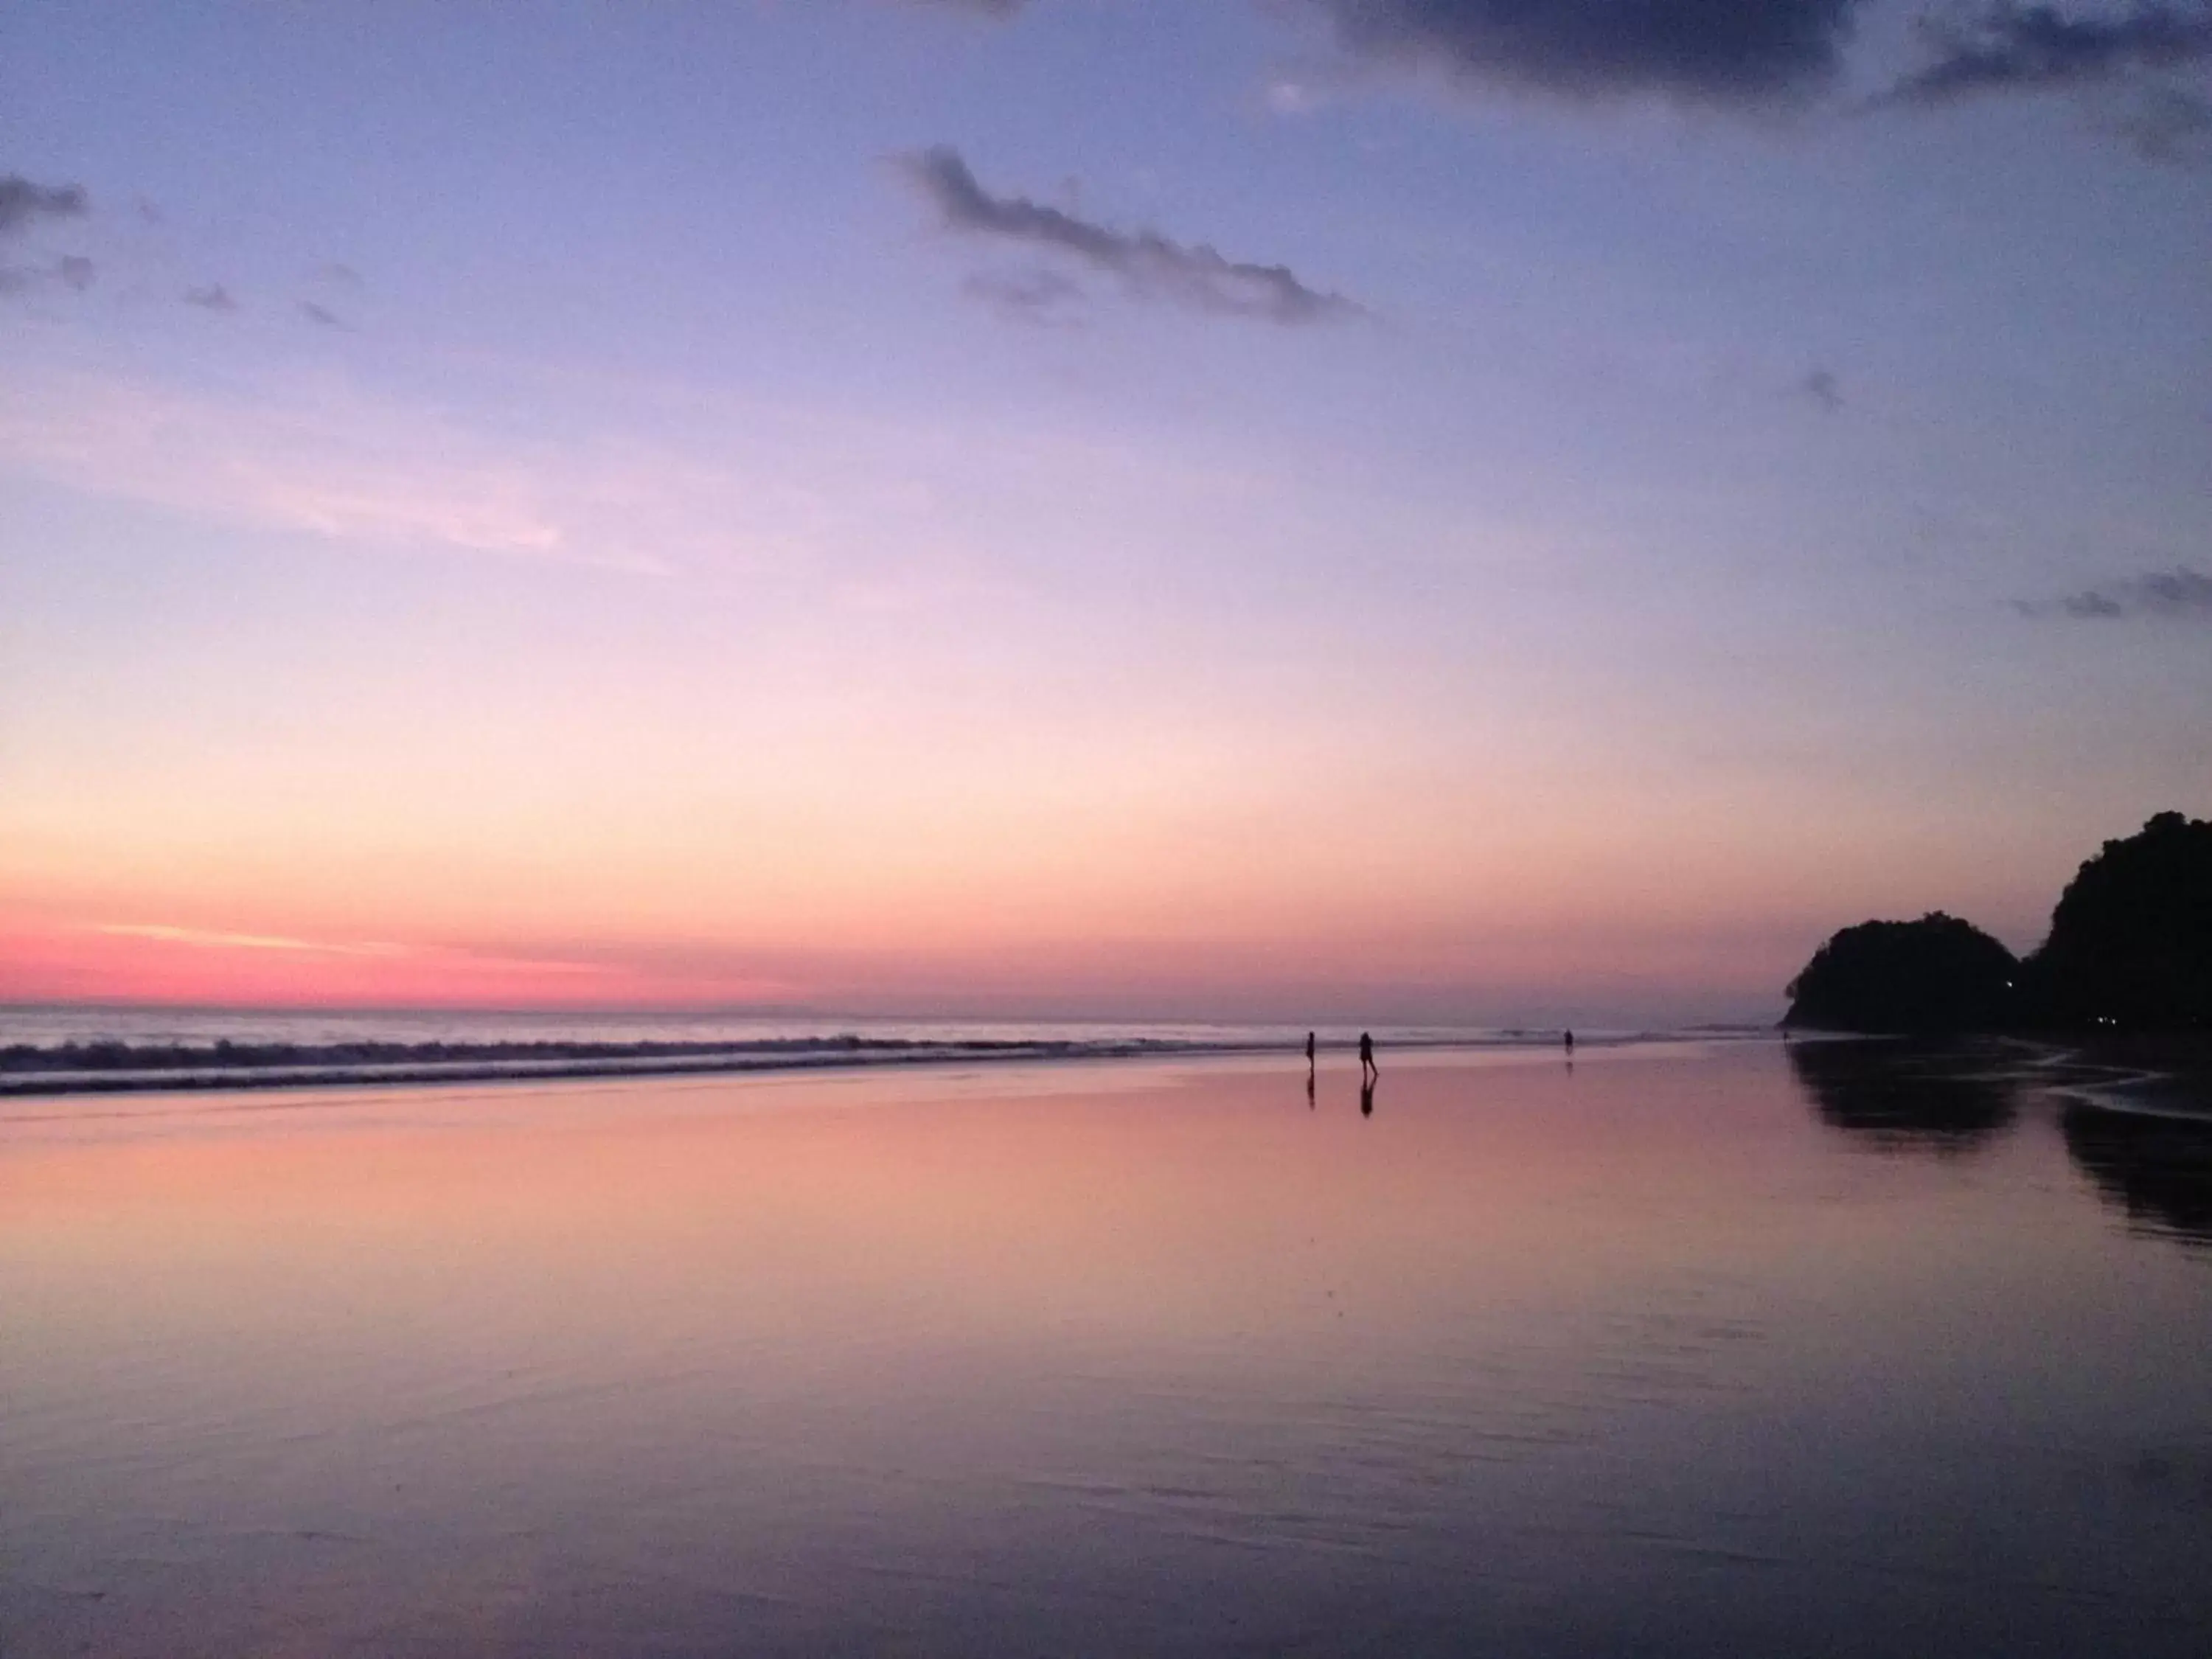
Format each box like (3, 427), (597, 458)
(1786, 1037), (2020, 1154)
(7, 1045), (2212, 1657)
(2062, 1103), (2212, 1247)
(1790, 1034), (2212, 1248)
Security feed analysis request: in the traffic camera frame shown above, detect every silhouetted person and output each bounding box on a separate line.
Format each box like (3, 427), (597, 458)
(1360, 1076), (1375, 1117)
(1358, 1031), (1376, 1081)
(1306, 1031), (1316, 1067)
(1563, 1029), (1574, 1054)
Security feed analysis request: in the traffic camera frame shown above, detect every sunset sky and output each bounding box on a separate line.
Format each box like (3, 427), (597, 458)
(3, 0), (2208, 1021)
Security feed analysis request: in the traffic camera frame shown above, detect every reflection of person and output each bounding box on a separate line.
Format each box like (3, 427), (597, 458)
(1307, 1068), (1316, 1109)
(1360, 1077), (1375, 1117)
(1358, 1031), (1376, 1080)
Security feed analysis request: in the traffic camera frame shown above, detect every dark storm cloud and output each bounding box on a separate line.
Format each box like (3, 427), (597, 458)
(0, 174), (88, 237)
(1289, 0), (1868, 105)
(2018, 565), (2212, 620)
(184, 282), (238, 311)
(1880, 2), (2212, 108)
(902, 146), (1363, 324)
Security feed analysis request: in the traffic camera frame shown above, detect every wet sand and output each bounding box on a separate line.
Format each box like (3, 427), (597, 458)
(4, 1042), (2210, 1656)
(2039, 1034), (2212, 1117)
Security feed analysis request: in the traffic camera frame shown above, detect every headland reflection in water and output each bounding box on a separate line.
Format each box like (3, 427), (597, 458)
(3, 1040), (2208, 1656)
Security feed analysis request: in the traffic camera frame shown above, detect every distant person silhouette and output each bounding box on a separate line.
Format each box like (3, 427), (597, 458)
(1359, 1031), (1376, 1082)
(1563, 1029), (1575, 1054)
(1306, 1031), (1316, 1067)
(1360, 1076), (1375, 1117)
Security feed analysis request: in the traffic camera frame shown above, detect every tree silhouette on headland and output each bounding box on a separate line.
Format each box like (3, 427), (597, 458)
(1783, 813), (2211, 1035)
(2022, 812), (2212, 1032)
(1783, 914), (2017, 1034)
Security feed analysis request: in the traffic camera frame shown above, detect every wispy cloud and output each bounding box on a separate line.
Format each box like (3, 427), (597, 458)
(0, 174), (87, 237)
(299, 299), (349, 330)
(0, 335), (1294, 600)
(888, 0), (1027, 15)
(961, 266), (1087, 324)
(184, 282), (238, 312)
(1264, 74), (1331, 116)
(1879, 2), (2212, 109)
(88, 920), (616, 981)
(902, 146), (1363, 325)
(1, 254), (97, 298)
(0, 364), (1050, 579)
(1, 173), (91, 296)
(2106, 79), (2212, 159)
(0, 369), (679, 571)
(1286, 0), (1866, 107)
(2017, 564), (2212, 619)
(94, 922), (412, 958)
(1797, 366), (1843, 412)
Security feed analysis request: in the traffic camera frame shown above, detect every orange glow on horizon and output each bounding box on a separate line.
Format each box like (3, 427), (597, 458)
(0, 916), (792, 1011)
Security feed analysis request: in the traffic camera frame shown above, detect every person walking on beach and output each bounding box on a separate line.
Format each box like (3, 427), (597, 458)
(1563, 1029), (1574, 1055)
(1359, 1031), (1376, 1082)
(1306, 1031), (1316, 1068)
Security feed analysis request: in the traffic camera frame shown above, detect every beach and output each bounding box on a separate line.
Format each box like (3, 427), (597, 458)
(4, 1039), (2209, 1656)
(13, 5), (2207, 1650)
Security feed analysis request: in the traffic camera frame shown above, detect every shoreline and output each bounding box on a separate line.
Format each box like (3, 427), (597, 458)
(0, 1031), (1663, 1100)
(1784, 1029), (2212, 1116)
(0, 1037), (1279, 1099)
(2025, 1034), (2212, 1120)
(7, 1028), (2203, 1107)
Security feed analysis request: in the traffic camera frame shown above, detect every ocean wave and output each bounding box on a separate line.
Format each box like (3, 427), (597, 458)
(0, 1035), (1257, 1096)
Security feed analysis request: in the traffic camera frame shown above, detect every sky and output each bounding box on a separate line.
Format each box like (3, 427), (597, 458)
(1, 0), (2208, 1023)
